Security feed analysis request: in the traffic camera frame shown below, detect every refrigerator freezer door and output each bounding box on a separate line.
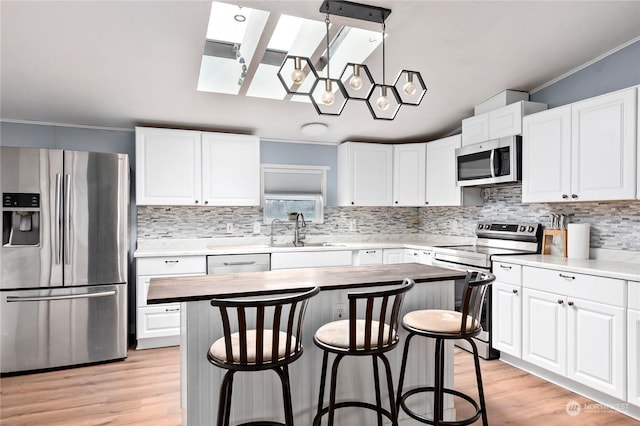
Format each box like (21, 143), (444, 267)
(63, 151), (128, 286)
(1, 148), (63, 289)
(0, 284), (127, 374)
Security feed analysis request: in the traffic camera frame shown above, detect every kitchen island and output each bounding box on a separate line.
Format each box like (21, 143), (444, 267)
(148, 263), (466, 425)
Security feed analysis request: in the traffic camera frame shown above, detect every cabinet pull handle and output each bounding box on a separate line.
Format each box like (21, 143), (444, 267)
(559, 273), (575, 280)
(165, 307), (180, 312)
(568, 301), (574, 307)
(165, 260), (180, 264)
(500, 265), (512, 270)
(557, 299), (564, 304)
(223, 261), (256, 266)
(365, 250), (377, 254)
(512, 289), (518, 294)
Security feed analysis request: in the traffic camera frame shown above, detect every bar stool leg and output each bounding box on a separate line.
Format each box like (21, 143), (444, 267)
(380, 353), (398, 426)
(396, 332), (415, 415)
(217, 370), (235, 426)
(372, 355), (383, 426)
(467, 338), (488, 426)
(328, 354), (345, 426)
(315, 350), (330, 424)
(433, 338), (444, 426)
(274, 366), (294, 426)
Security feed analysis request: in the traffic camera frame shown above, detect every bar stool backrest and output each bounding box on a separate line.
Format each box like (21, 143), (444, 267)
(460, 271), (496, 334)
(210, 286), (320, 368)
(347, 278), (415, 351)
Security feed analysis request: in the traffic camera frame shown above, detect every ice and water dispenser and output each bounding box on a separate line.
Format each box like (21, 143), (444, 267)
(2, 193), (40, 246)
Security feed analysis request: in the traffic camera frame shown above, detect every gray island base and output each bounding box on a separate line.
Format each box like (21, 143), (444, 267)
(148, 263), (466, 425)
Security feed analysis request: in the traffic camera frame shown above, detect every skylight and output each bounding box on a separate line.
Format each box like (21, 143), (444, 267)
(197, 1), (382, 102)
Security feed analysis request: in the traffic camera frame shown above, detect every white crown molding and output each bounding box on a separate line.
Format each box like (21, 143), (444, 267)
(0, 118), (134, 132)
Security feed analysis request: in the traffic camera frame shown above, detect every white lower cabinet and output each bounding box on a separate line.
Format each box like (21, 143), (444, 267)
(382, 248), (405, 264)
(135, 255), (206, 349)
(492, 282), (522, 358)
(522, 266), (626, 399)
(629, 281), (640, 407)
(352, 249), (383, 266)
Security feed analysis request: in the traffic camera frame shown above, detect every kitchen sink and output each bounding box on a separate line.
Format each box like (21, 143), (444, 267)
(270, 242), (347, 248)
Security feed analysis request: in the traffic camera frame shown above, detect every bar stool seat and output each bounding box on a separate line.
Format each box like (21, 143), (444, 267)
(207, 286), (320, 426)
(313, 279), (414, 426)
(396, 271), (495, 426)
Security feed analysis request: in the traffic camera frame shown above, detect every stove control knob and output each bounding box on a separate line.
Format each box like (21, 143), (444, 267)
(519, 226), (526, 232)
(527, 226), (535, 232)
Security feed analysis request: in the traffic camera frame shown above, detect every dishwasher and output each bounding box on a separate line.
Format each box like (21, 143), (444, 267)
(207, 253), (271, 274)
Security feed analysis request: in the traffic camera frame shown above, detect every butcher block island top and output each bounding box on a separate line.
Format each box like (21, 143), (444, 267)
(147, 263), (466, 304)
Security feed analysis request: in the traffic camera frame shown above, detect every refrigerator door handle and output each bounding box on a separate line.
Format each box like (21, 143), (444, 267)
(64, 174), (71, 265)
(54, 173), (62, 264)
(6, 290), (117, 302)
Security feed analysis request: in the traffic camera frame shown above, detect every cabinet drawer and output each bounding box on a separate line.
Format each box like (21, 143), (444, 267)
(137, 256), (206, 275)
(523, 267), (625, 307)
(629, 281), (640, 310)
(137, 304), (181, 339)
(207, 253), (270, 273)
(271, 250), (352, 270)
(493, 262), (522, 285)
(355, 249), (383, 265)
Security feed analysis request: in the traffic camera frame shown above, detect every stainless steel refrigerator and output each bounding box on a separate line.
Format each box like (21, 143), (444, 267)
(1, 147), (129, 374)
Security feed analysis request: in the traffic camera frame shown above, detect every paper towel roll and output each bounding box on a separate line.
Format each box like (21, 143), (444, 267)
(567, 223), (590, 260)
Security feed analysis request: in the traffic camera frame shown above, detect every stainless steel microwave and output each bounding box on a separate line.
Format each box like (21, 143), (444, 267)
(455, 136), (522, 187)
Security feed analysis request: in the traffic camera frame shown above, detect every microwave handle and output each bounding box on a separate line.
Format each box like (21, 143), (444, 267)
(489, 149), (496, 177)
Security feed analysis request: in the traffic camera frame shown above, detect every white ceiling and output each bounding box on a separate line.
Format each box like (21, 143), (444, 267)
(1, 1), (639, 144)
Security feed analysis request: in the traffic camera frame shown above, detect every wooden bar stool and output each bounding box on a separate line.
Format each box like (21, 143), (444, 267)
(396, 271), (495, 426)
(207, 286), (320, 426)
(313, 278), (415, 426)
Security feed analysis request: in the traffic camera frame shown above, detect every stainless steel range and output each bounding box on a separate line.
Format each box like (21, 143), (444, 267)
(431, 222), (543, 359)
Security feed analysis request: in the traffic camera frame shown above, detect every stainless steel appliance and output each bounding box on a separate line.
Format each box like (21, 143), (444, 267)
(431, 222), (542, 359)
(1, 147), (129, 374)
(456, 136), (522, 186)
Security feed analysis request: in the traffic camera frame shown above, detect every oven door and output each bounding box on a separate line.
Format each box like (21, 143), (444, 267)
(431, 259), (497, 359)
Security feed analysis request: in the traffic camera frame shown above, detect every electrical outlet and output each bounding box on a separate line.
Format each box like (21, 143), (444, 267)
(333, 303), (347, 321)
(349, 219), (357, 232)
(226, 223), (234, 233)
(253, 222), (261, 234)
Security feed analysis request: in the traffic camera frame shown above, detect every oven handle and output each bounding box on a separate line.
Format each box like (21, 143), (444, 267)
(489, 148), (496, 178)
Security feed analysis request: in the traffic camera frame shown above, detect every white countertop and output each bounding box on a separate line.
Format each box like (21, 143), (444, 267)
(492, 254), (640, 281)
(134, 234), (475, 257)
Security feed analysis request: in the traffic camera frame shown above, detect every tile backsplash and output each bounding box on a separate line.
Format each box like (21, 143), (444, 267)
(137, 184), (640, 251)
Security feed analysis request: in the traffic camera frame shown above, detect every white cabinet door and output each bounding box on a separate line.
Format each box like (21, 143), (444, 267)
(492, 282), (522, 358)
(137, 305), (181, 339)
(489, 102), (523, 139)
(461, 114), (489, 146)
(382, 249), (404, 264)
(425, 135), (464, 206)
(353, 249), (383, 265)
(566, 297), (626, 399)
(393, 143), (426, 206)
(338, 142), (393, 206)
(571, 88), (637, 202)
(522, 288), (567, 375)
(522, 106), (572, 203)
(629, 308), (640, 407)
(201, 132), (260, 206)
(135, 127), (202, 205)
(404, 249), (420, 263)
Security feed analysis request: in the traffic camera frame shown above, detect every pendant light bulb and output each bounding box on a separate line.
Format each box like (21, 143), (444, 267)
(291, 57), (305, 85)
(403, 72), (417, 95)
(349, 64), (363, 90)
(322, 80), (335, 106)
(376, 86), (390, 111)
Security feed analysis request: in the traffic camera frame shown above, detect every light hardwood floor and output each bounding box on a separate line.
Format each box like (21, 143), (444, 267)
(0, 346), (636, 425)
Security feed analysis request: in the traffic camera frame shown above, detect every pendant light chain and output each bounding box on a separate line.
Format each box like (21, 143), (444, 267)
(381, 21), (386, 85)
(325, 13), (331, 79)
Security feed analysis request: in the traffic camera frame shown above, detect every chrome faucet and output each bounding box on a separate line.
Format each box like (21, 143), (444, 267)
(270, 219), (282, 246)
(293, 212), (306, 247)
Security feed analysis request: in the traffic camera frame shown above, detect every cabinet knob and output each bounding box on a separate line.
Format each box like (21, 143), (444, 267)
(351, 201), (354, 205)
(562, 194), (569, 199)
(395, 201), (398, 204)
(204, 200), (209, 205)
(195, 200), (199, 204)
(512, 289), (518, 294)
(571, 194), (578, 199)
(557, 299), (564, 304)
(568, 301), (574, 307)
(425, 201), (429, 205)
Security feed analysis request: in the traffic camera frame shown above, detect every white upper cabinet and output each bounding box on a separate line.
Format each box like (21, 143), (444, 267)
(201, 132), (260, 206)
(425, 135), (482, 206)
(523, 87), (637, 203)
(571, 88), (637, 202)
(393, 143), (426, 206)
(136, 127), (202, 205)
(136, 127), (260, 206)
(462, 101), (547, 146)
(522, 106), (572, 203)
(338, 142), (393, 206)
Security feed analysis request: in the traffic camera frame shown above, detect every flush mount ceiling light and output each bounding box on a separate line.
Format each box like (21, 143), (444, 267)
(276, 0), (426, 120)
